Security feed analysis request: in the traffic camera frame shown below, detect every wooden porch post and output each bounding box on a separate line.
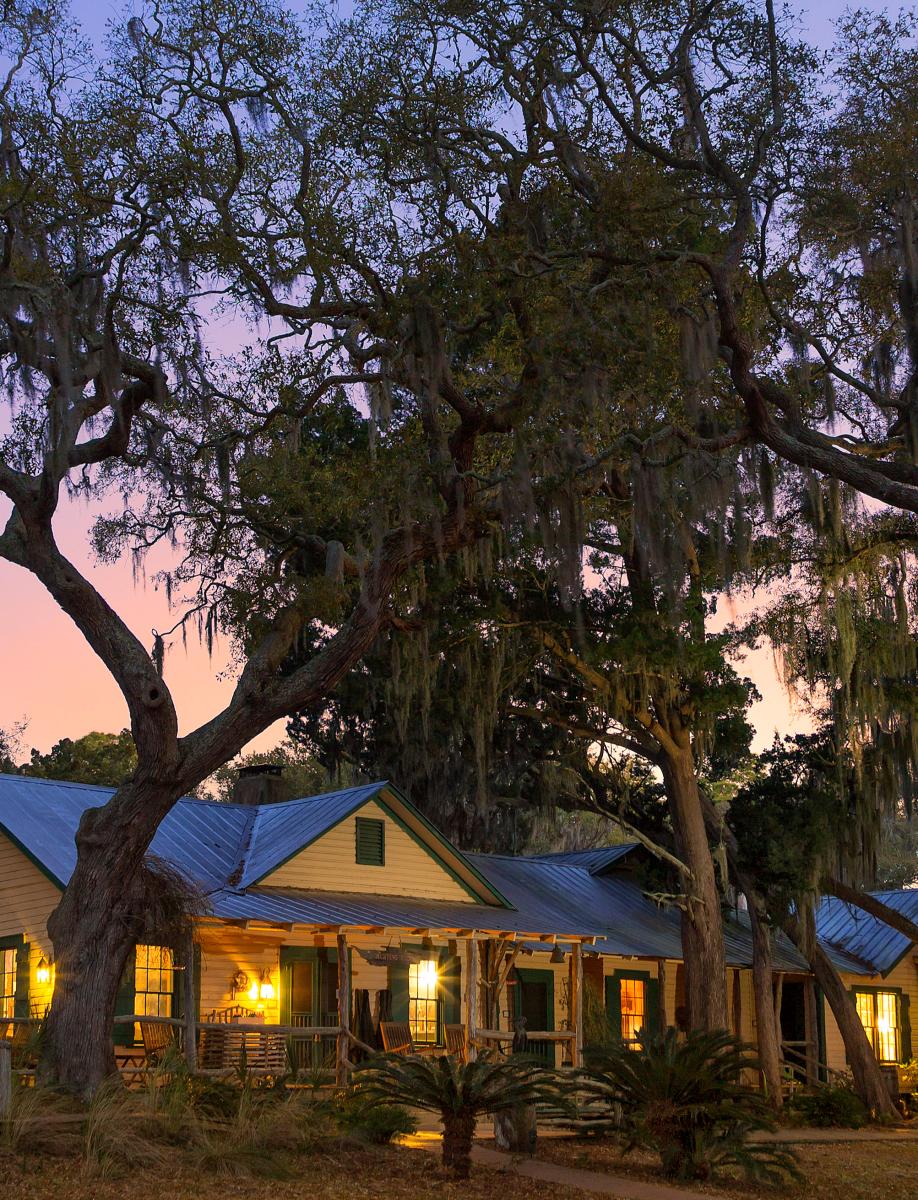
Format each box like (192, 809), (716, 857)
(465, 937), (479, 1061)
(657, 959), (668, 1031)
(804, 978), (818, 1085)
(183, 927), (197, 1072)
(571, 942), (583, 1068)
(336, 932), (350, 1087)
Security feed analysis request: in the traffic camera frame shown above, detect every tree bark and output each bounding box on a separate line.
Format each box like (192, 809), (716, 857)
(748, 900), (783, 1109)
(826, 877), (918, 946)
(784, 916), (897, 1118)
(661, 745), (728, 1030)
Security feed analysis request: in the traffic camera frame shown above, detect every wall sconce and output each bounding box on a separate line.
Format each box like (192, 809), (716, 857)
(258, 968), (275, 1001)
(36, 955), (52, 986)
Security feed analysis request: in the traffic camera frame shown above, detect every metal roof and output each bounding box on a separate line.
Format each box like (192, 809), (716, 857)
(524, 844), (640, 875)
(815, 889), (918, 976)
(0, 772), (904, 974)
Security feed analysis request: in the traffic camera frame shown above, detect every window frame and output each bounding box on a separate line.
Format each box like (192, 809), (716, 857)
(408, 957), (441, 1045)
(354, 816), (385, 866)
(0, 934), (27, 1022)
(132, 944), (176, 1043)
(853, 986), (902, 1065)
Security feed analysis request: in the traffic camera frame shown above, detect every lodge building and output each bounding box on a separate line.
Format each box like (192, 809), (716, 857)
(0, 772), (914, 1078)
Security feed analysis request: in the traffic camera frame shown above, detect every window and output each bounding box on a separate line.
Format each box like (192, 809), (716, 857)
(355, 817), (385, 866)
(133, 945), (174, 1042)
(0, 947), (16, 1019)
(855, 990), (900, 1064)
(620, 977), (646, 1044)
(409, 959), (439, 1044)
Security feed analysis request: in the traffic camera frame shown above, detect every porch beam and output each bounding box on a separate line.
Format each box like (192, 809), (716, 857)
(183, 927), (197, 1072)
(571, 941), (583, 1068)
(465, 938), (479, 1061)
(336, 932), (351, 1088)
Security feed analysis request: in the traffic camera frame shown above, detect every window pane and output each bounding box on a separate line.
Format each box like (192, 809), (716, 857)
(408, 959), (439, 1044)
(875, 992), (899, 1064)
(620, 979), (646, 1044)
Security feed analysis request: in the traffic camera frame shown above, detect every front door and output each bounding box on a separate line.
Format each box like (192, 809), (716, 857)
(280, 947), (339, 1072)
(512, 968), (554, 1063)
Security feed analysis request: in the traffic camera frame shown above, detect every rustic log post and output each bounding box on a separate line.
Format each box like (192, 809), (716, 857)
(571, 942), (583, 1068)
(336, 933), (350, 1087)
(805, 979), (818, 1086)
(657, 959), (668, 1031)
(465, 938), (479, 1061)
(183, 928), (197, 1073)
(0, 1040), (10, 1117)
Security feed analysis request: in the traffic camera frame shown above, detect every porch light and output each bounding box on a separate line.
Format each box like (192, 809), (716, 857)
(36, 956), (52, 986)
(248, 977), (260, 1002)
(550, 944), (566, 964)
(258, 969), (275, 1001)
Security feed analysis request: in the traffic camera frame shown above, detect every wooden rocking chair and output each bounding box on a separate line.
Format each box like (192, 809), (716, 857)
(445, 1023), (468, 1062)
(379, 1021), (415, 1055)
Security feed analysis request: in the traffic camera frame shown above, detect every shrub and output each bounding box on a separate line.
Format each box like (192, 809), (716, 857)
(333, 1090), (417, 1143)
(583, 1028), (800, 1184)
(355, 1052), (566, 1178)
(790, 1081), (868, 1128)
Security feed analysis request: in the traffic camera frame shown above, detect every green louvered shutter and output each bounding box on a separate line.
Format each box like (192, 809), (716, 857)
(113, 949), (137, 1046)
(900, 994), (912, 1062)
(605, 975), (622, 1043)
(389, 963), (409, 1022)
(13, 940), (30, 1020)
(439, 950), (462, 1028)
(355, 818), (385, 866)
(645, 976), (661, 1037)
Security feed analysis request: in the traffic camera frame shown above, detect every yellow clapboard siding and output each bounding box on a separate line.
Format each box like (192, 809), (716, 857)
(261, 799), (471, 900)
(0, 834), (60, 1014)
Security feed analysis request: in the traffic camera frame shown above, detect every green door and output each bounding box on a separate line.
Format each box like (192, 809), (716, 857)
(512, 968), (555, 1063)
(280, 947), (339, 1073)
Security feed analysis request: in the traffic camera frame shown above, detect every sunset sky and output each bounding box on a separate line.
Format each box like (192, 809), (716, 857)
(0, 0), (888, 762)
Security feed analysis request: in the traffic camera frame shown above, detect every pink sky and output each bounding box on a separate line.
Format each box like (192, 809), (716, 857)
(0, 486), (807, 760)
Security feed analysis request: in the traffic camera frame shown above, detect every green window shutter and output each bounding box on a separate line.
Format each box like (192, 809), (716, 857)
(355, 818), (385, 866)
(389, 963), (409, 1022)
(438, 950), (462, 1027)
(113, 948), (137, 1047)
(900, 994), (911, 1062)
(14, 940), (30, 1020)
(645, 977), (661, 1037)
(605, 975), (622, 1043)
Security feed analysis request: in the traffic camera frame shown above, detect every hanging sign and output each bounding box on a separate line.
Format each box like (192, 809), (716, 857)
(356, 946), (423, 966)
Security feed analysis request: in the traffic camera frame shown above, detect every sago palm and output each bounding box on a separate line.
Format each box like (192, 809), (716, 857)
(354, 1052), (564, 1178)
(583, 1028), (800, 1184)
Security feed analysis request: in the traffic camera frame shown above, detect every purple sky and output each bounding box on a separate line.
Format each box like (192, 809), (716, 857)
(0, 1), (891, 760)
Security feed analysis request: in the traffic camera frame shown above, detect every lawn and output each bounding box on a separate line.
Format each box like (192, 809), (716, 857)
(3, 1143), (588, 1200)
(536, 1136), (918, 1200)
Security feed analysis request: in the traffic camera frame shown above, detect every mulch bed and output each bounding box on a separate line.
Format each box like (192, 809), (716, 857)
(3, 1143), (586, 1200)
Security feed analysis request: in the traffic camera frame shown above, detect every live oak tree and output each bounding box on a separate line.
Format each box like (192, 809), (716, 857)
(0, 0), (616, 1095)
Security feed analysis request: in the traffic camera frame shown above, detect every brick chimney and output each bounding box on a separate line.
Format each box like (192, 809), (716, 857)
(232, 763), (286, 806)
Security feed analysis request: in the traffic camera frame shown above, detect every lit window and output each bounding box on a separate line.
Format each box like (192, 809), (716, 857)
(620, 978), (646, 1045)
(134, 945), (174, 1042)
(0, 948), (16, 1019)
(855, 990), (900, 1064)
(409, 959), (439, 1044)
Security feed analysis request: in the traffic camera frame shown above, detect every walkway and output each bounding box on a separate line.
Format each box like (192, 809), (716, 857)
(402, 1131), (729, 1200)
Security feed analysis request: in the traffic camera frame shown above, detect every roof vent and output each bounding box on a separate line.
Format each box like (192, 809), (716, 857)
(232, 763), (285, 806)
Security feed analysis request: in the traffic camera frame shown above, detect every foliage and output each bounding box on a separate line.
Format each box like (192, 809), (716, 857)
(790, 1081), (869, 1129)
(205, 741), (345, 804)
(18, 731), (138, 788)
(331, 1091), (417, 1144)
(355, 1052), (566, 1177)
(583, 1029), (799, 1183)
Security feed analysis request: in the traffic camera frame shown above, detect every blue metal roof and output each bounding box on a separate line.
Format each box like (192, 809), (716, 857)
(0, 772), (905, 974)
(816, 889), (918, 975)
(524, 844), (640, 875)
